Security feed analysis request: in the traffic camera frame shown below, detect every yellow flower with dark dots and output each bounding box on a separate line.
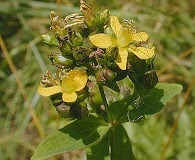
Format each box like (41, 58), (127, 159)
(89, 16), (155, 70)
(38, 69), (88, 102)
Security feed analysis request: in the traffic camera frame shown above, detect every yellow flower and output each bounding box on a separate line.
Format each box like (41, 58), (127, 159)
(89, 16), (155, 70)
(38, 69), (88, 102)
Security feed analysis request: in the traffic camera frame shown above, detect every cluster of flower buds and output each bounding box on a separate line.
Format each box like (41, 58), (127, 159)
(38, 0), (158, 120)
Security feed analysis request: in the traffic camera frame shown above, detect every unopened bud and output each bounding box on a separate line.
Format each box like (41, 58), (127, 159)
(68, 29), (83, 47)
(57, 36), (72, 55)
(72, 32), (83, 46)
(41, 34), (59, 47)
(48, 53), (75, 69)
(73, 46), (91, 61)
(99, 9), (109, 24)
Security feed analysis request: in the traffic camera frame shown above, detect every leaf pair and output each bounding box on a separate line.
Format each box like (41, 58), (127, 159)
(31, 83), (183, 160)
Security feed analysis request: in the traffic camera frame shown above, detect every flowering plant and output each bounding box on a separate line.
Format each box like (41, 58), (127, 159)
(32, 1), (182, 159)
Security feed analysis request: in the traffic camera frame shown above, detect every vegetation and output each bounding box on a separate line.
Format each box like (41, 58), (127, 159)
(0, 0), (194, 159)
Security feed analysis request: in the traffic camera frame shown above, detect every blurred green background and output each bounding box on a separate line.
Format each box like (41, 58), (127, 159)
(0, 0), (195, 159)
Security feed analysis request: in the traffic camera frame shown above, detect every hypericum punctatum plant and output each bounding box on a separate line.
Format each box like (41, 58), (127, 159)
(32, 1), (183, 160)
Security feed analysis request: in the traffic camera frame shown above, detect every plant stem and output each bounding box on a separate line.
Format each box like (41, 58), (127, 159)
(109, 126), (117, 160)
(98, 85), (108, 108)
(98, 85), (112, 122)
(98, 85), (117, 160)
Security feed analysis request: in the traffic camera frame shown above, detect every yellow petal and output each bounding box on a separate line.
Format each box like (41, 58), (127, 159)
(73, 70), (88, 91)
(38, 85), (61, 96)
(110, 16), (122, 37)
(116, 49), (128, 70)
(132, 32), (149, 42)
(62, 92), (77, 102)
(89, 34), (114, 48)
(129, 47), (155, 59)
(61, 77), (75, 93)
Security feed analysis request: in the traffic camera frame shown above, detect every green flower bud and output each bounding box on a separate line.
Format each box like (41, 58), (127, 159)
(73, 32), (83, 46)
(87, 80), (103, 110)
(95, 68), (116, 85)
(57, 36), (72, 55)
(99, 9), (109, 25)
(68, 29), (83, 47)
(48, 53), (75, 69)
(73, 46), (91, 61)
(41, 34), (59, 47)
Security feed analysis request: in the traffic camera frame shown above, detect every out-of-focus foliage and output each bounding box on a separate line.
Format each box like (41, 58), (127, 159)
(0, 0), (194, 159)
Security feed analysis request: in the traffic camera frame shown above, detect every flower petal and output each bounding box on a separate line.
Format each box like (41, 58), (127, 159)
(73, 70), (88, 91)
(110, 16), (122, 37)
(132, 32), (149, 42)
(62, 92), (77, 102)
(89, 34), (114, 48)
(61, 76), (75, 93)
(116, 49), (128, 70)
(129, 47), (155, 59)
(38, 85), (61, 96)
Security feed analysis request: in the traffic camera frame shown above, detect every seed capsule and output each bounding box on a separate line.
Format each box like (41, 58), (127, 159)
(55, 103), (71, 119)
(95, 68), (116, 85)
(70, 102), (89, 119)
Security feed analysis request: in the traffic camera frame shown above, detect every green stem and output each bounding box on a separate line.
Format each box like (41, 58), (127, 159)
(98, 85), (108, 108)
(98, 85), (117, 160)
(109, 126), (117, 160)
(98, 85), (112, 122)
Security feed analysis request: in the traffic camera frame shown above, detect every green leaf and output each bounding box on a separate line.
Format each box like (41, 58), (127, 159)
(108, 94), (137, 123)
(106, 81), (120, 92)
(31, 114), (111, 160)
(128, 83), (183, 122)
(110, 124), (135, 160)
(86, 134), (110, 160)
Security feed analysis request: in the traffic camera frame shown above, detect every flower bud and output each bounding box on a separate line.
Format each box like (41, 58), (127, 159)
(68, 29), (83, 47)
(95, 68), (116, 85)
(74, 32), (83, 46)
(57, 36), (72, 55)
(99, 9), (109, 25)
(48, 53), (75, 69)
(41, 34), (59, 47)
(87, 81), (103, 110)
(73, 46), (91, 61)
